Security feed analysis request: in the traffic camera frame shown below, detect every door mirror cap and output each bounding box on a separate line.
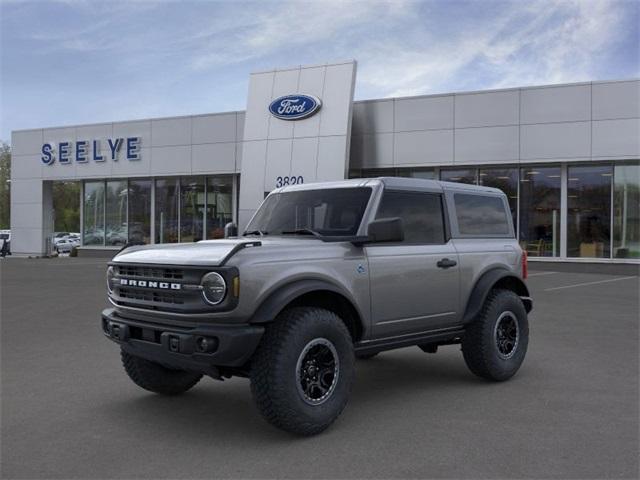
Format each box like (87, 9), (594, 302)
(365, 217), (404, 243)
(224, 222), (238, 238)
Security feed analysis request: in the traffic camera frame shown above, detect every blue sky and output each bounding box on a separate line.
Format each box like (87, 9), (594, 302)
(1, 0), (638, 142)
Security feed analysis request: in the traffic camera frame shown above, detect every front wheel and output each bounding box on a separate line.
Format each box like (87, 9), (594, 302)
(461, 289), (529, 381)
(250, 307), (355, 435)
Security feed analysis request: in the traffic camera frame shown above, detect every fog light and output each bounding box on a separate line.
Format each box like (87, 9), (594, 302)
(196, 336), (218, 353)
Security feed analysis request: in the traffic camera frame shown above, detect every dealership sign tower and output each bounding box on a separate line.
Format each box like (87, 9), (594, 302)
(238, 61), (357, 229)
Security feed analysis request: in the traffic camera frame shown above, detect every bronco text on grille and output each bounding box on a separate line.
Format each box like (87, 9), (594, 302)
(110, 265), (206, 313)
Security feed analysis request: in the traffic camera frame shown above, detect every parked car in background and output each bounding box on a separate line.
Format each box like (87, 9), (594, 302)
(106, 227), (127, 246)
(0, 230), (10, 256)
(52, 232), (68, 246)
(55, 237), (80, 254)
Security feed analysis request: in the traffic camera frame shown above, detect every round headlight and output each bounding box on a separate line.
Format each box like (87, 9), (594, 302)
(201, 272), (226, 305)
(106, 266), (115, 294)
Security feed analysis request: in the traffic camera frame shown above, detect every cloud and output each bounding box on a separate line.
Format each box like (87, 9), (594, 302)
(354, 0), (636, 98)
(484, 0), (631, 88)
(187, 0), (412, 71)
(183, 0), (636, 98)
(1, 0), (637, 140)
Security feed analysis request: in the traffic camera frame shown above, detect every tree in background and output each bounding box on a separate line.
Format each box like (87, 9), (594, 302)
(0, 145), (80, 233)
(53, 181), (80, 232)
(0, 142), (10, 229)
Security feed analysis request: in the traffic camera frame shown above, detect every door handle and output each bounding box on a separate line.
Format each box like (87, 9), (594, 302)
(437, 258), (457, 269)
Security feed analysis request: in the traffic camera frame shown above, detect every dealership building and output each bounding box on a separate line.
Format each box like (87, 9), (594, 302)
(10, 60), (640, 263)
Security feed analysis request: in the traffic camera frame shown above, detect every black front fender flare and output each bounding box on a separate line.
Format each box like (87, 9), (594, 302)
(463, 268), (532, 324)
(249, 279), (361, 325)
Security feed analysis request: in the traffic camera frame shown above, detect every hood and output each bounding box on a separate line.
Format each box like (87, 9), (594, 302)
(113, 239), (256, 266)
(112, 237), (325, 266)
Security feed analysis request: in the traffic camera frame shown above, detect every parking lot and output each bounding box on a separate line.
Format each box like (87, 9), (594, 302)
(1, 258), (638, 479)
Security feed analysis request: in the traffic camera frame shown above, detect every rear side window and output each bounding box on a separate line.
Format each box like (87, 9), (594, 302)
(454, 193), (511, 236)
(376, 191), (446, 244)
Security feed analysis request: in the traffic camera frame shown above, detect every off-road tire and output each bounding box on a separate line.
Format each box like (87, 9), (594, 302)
(462, 289), (529, 381)
(250, 307), (355, 436)
(121, 349), (202, 395)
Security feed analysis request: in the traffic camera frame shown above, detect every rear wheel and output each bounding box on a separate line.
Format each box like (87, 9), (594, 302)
(462, 289), (529, 381)
(250, 307), (355, 435)
(121, 349), (202, 395)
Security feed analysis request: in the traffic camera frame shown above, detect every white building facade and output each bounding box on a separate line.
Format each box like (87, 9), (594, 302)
(10, 61), (640, 263)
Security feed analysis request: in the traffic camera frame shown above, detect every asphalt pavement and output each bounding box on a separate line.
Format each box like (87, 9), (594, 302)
(1, 258), (638, 479)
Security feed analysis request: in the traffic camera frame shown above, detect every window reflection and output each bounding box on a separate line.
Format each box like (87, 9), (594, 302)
(519, 167), (560, 257)
(83, 181), (105, 246)
(360, 168), (397, 177)
(155, 178), (179, 244)
(356, 168), (436, 180)
(454, 193), (511, 236)
(128, 180), (151, 244)
(207, 176), (233, 239)
(440, 168), (477, 185)
(105, 180), (128, 246)
(479, 168), (518, 229)
(397, 168), (435, 179)
(613, 164), (640, 259)
(567, 165), (612, 258)
(180, 177), (205, 242)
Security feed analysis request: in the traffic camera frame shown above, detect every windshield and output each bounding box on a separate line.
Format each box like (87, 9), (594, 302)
(245, 187), (372, 237)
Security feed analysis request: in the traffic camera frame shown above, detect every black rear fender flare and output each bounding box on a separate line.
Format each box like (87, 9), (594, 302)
(463, 268), (532, 324)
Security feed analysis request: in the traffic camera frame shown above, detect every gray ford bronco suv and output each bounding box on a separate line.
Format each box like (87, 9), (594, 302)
(102, 177), (532, 435)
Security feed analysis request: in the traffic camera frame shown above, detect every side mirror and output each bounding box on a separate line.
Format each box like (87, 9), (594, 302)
(366, 217), (404, 243)
(224, 222), (238, 238)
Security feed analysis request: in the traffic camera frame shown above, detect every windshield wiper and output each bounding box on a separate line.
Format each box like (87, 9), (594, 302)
(280, 228), (323, 239)
(243, 230), (267, 236)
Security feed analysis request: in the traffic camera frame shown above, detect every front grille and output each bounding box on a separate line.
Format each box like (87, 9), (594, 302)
(109, 263), (238, 315)
(116, 265), (184, 280)
(111, 263), (207, 313)
(119, 287), (185, 305)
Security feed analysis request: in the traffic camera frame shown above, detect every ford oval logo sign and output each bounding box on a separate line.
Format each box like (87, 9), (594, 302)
(269, 94), (322, 120)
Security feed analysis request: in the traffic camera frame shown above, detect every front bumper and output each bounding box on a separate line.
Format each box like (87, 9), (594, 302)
(101, 308), (264, 373)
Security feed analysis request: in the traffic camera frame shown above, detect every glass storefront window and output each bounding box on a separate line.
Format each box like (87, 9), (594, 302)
(397, 168), (435, 179)
(440, 168), (477, 184)
(360, 168), (397, 178)
(207, 176), (233, 239)
(105, 180), (128, 246)
(519, 167), (560, 257)
(73, 166), (638, 262)
(155, 178), (179, 244)
(613, 164), (640, 259)
(479, 167), (518, 229)
(128, 180), (152, 244)
(80, 175), (238, 247)
(567, 165), (612, 258)
(83, 181), (105, 246)
(180, 177), (205, 242)
(52, 181), (80, 233)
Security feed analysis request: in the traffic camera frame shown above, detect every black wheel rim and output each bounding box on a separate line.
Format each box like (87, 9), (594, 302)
(494, 311), (519, 360)
(296, 338), (339, 405)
